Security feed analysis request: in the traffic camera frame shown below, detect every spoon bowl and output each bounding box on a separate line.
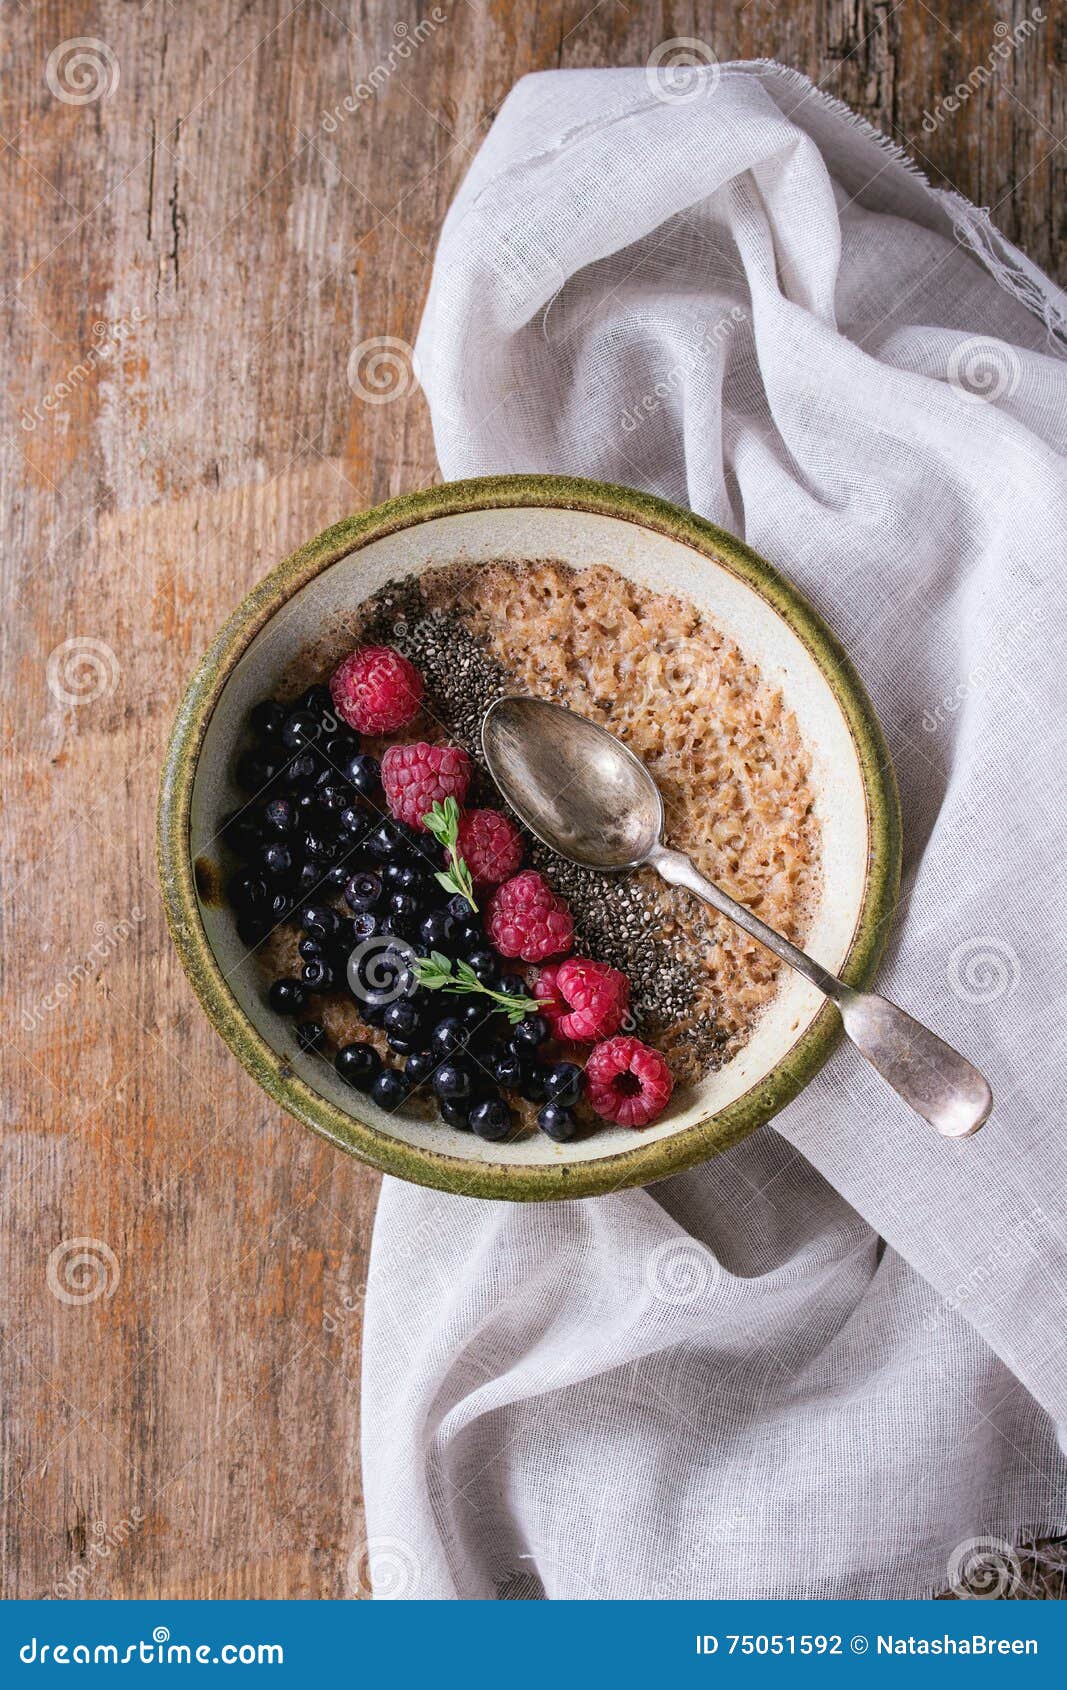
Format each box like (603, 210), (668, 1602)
(482, 696), (663, 871)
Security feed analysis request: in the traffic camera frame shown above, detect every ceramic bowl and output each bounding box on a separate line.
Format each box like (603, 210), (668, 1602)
(158, 475), (900, 1200)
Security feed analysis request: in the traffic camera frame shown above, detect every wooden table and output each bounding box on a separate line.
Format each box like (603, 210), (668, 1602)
(2, 1), (1062, 1600)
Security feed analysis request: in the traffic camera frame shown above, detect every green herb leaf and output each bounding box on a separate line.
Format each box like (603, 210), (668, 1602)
(410, 952), (542, 1021)
(422, 797), (478, 913)
(412, 951), (455, 992)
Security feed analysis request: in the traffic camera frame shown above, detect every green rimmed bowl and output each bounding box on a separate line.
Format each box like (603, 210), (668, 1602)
(158, 475), (900, 1201)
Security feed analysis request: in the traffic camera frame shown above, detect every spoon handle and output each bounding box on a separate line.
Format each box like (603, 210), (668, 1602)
(648, 845), (992, 1138)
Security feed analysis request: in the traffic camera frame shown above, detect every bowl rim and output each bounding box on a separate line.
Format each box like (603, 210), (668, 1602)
(157, 473), (901, 1202)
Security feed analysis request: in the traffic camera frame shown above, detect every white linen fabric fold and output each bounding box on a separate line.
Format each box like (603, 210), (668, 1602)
(359, 62), (1067, 1600)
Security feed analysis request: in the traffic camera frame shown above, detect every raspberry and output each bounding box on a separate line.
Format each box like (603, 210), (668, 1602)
(381, 741), (473, 829)
(584, 1036), (674, 1128)
(535, 958), (631, 1042)
(455, 808), (524, 886)
(329, 645), (423, 734)
(486, 870), (574, 964)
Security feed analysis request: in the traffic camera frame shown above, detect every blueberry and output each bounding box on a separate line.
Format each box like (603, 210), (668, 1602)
(465, 948), (499, 985)
(322, 730), (360, 762)
(323, 863), (351, 889)
(300, 902), (339, 937)
(432, 1058), (475, 1102)
(389, 891), (420, 930)
(344, 871), (383, 912)
(458, 1003), (497, 1049)
(348, 910), (381, 944)
(268, 977), (307, 1016)
(302, 958), (335, 992)
(250, 699), (287, 739)
(220, 810), (262, 860)
(394, 822), (424, 857)
(383, 998), (424, 1041)
(513, 1014), (549, 1052)
(293, 861), (320, 896)
(489, 1045), (523, 1090)
(261, 842), (295, 881)
(497, 973), (528, 999)
(419, 909), (458, 951)
(385, 862), (419, 891)
(371, 1068), (409, 1112)
(280, 710), (322, 751)
(438, 1097), (473, 1129)
(365, 821), (406, 862)
(263, 796), (296, 835)
(517, 1064), (549, 1104)
(294, 682), (331, 716)
(322, 719), (361, 746)
(303, 831), (340, 864)
(446, 893), (473, 923)
(270, 891), (294, 922)
(296, 1020), (327, 1053)
(298, 934), (324, 961)
(470, 1096), (515, 1142)
(235, 749), (278, 792)
(537, 1102), (578, 1142)
(227, 869), (268, 910)
(335, 1041), (381, 1091)
(404, 1049), (437, 1088)
(343, 752), (381, 795)
(431, 1016), (468, 1059)
(236, 911), (270, 947)
(287, 750), (320, 789)
(457, 920), (484, 953)
(317, 783), (352, 813)
(543, 1062), (584, 1109)
(338, 805), (367, 836)
(330, 916), (359, 955)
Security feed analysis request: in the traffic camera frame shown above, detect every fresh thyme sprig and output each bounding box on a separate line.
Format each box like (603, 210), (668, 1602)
(422, 797), (477, 912)
(412, 950), (543, 1025)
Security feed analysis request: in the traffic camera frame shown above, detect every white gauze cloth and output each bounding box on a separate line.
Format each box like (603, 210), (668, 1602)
(359, 63), (1067, 1600)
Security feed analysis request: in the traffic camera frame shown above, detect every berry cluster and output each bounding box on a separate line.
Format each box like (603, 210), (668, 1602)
(221, 644), (674, 1138)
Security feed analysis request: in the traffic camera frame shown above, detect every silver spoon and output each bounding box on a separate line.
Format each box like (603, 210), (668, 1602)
(482, 696), (992, 1139)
